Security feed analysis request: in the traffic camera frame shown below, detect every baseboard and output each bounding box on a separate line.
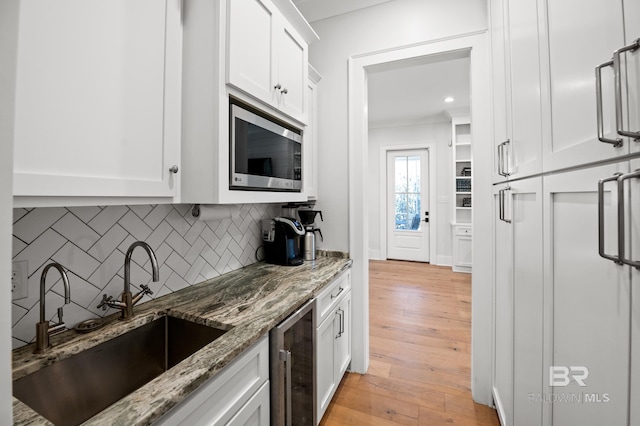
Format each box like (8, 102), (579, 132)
(368, 249), (382, 260)
(436, 255), (452, 266)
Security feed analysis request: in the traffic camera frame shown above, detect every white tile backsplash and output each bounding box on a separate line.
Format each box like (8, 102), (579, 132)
(11, 203), (279, 347)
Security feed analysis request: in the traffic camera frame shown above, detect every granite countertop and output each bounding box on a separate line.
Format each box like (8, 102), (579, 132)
(12, 254), (352, 426)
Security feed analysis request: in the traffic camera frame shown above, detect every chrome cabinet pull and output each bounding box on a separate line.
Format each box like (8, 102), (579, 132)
(335, 309), (343, 339)
(617, 170), (640, 268)
(279, 349), (292, 426)
(598, 173), (622, 263)
(613, 39), (640, 140)
(498, 186), (511, 223)
(331, 286), (344, 299)
(595, 60), (623, 147)
(497, 140), (510, 177)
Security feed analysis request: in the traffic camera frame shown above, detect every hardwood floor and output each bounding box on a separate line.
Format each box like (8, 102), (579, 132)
(319, 260), (500, 426)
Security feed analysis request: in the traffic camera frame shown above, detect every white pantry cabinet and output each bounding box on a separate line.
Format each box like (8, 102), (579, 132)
(542, 164), (638, 426)
(315, 269), (351, 423)
(490, 0), (543, 182)
(492, 178), (543, 426)
(13, 0), (182, 207)
(154, 335), (270, 426)
(490, 0), (640, 180)
(227, 0), (310, 123)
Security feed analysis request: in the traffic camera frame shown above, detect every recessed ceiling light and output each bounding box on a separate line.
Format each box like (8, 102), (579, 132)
(444, 96), (455, 103)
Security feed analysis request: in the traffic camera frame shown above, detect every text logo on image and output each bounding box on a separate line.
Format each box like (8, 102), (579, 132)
(549, 366), (589, 387)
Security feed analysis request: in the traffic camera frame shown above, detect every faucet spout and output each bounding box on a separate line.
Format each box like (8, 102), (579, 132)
(35, 262), (71, 354)
(124, 241), (159, 295)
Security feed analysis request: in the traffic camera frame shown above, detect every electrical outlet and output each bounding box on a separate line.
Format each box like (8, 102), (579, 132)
(12, 260), (28, 301)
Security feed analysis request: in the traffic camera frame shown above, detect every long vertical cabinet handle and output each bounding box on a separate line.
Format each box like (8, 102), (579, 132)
(498, 187), (512, 223)
(617, 170), (640, 268)
(613, 39), (640, 140)
(335, 309), (343, 339)
(497, 140), (511, 177)
(598, 173), (622, 263)
(595, 60), (623, 146)
(279, 349), (293, 426)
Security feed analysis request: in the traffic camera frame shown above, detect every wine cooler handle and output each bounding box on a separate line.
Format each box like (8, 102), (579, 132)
(279, 349), (292, 426)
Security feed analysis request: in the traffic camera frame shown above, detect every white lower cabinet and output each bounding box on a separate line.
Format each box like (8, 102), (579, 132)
(315, 269), (352, 424)
(493, 163), (640, 426)
(154, 335), (269, 426)
(452, 225), (472, 273)
(492, 177), (543, 426)
(542, 164), (634, 426)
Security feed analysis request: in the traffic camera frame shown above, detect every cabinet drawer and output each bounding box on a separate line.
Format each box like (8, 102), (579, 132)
(155, 335), (269, 426)
(454, 226), (472, 237)
(314, 269), (351, 325)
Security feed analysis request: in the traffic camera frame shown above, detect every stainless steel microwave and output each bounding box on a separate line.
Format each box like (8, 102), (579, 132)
(230, 102), (302, 192)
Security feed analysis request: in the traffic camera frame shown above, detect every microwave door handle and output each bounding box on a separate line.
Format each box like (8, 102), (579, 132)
(279, 349), (292, 426)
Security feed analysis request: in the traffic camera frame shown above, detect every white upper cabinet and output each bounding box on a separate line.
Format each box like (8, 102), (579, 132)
(227, 0), (309, 123)
(13, 0), (182, 207)
(491, 0), (640, 179)
(491, 0), (543, 181)
(541, 0), (629, 170)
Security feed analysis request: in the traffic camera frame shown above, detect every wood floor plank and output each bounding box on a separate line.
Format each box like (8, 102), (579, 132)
(319, 260), (500, 426)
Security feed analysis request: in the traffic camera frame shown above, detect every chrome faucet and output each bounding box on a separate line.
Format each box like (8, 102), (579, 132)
(98, 241), (158, 319)
(34, 262), (71, 354)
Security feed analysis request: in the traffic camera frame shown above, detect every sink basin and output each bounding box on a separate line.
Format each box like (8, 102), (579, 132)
(13, 315), (228, 426)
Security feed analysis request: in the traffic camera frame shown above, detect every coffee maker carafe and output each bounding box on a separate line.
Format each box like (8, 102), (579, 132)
(297, 210), (323, 261)
(262, 217), (305, 266)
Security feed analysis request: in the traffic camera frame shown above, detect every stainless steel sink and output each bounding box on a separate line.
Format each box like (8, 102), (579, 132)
(13, 315), (229, 426)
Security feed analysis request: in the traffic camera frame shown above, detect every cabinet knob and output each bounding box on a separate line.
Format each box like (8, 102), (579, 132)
(274, 83), (282, 90)
(281, 88), (288, 94)
(169, 165), (179, 174)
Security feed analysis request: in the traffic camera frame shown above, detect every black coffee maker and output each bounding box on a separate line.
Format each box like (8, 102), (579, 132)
(262, 217), (305, 266)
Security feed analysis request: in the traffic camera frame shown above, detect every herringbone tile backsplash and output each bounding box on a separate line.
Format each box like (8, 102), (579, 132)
(11, 203), (279, 348)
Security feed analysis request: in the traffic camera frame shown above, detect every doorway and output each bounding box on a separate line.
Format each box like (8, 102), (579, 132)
(347, 33), (493, 405)
(386, 149), (430, 262)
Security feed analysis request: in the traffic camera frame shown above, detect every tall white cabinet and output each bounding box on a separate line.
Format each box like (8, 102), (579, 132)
(490, 0), (640, 425)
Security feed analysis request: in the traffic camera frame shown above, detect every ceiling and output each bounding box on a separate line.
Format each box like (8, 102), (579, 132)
(291, 0), (395, 22)
(293, 0), (471, 126)
(367, 53), (471, 126)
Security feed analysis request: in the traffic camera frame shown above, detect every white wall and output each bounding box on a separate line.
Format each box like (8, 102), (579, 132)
(308, 0), (487, 251)
(367, 118), (453, 264)
(0, 0), (19, 422)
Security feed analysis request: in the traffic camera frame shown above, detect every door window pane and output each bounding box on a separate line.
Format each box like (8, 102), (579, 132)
(394, 155), (422, 231)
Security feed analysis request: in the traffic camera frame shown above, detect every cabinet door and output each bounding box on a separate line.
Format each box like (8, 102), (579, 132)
(316, 311), (338, 422)
(335, 291), (352, 377)
(503, 0), (544, 179)
(227, 381), (270, 426)
(543, 164), (631, 425)
(624, 1), (640, 156)
(509, 178), (543, 425)
(541, 0), (628, 171)
(227, 0), (277, 106)
(13, 0), (181, 200)
(275, 21), (307, 120)
(304, 73), (318, 198)
(492, 183), (514, 426)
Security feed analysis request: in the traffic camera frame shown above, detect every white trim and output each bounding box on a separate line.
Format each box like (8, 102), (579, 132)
(348, 31), (493, 405)
(378, 144), (437, 264)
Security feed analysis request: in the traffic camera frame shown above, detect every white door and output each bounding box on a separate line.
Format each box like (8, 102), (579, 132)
(386, 150), (429, 262)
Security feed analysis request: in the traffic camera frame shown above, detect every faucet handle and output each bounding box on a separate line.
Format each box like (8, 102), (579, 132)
(97, 294), (113, 311)
(140, 285), (153, 296)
